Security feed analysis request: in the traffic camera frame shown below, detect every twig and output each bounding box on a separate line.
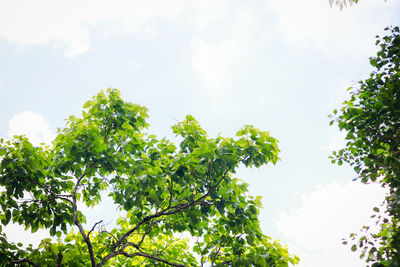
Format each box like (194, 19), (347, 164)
(117, 250), (188, 267)
(11, 258), (40, 267)
(56, 252), (63, 267)
(88, 220), (103, 238)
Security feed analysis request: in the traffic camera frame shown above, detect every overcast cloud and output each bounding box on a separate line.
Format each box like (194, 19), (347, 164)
(276, 181), (387, 266)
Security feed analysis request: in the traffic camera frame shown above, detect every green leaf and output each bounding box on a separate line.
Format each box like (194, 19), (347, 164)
(83, 100), (95, 108)
(2, 210), (11, 225)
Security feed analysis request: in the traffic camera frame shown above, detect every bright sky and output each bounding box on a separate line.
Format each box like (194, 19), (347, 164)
(1, 0), (399, 266)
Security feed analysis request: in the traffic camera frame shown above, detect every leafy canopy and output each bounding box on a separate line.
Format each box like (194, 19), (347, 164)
(330, 26), (400, 266)
(0, 89), (298, 266)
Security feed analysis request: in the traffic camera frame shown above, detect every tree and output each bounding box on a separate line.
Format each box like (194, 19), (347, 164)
(0, 89), (298, 266)
(330, 26), (400, 266)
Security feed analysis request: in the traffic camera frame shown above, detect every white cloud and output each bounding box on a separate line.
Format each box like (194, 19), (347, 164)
(276, 181), (387, 267)
(265, 0), (400, 58)
(191, 10), (255, 94)
(191, 38), (235, 90)
(8, 111), (55, 145)
(325, 130), (347, 151)
(0, 0), (188, 56)
(187, 0), (229, 31)
(0, 0), (253, 89)
(0, 0), (234, 57)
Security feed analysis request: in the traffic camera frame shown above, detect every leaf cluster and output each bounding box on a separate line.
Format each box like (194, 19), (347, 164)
(328, 0), (359, 9)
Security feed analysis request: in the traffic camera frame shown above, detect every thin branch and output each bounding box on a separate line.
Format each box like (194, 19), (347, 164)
(88, 220), (103, 238)
(56, 252), (63, 267)
(127, 233), (178, 256)
(137, 219), (156, 247)
(168, 176), (175, 209)
(211, 235), (232, 266)
(11, 258), (40, 267)
(100, 229), (119, 242)
(196, 237), (206, 267)
(117, 250), (188, 267)
(57, 196), (73, 205)
(119, 218), (160, 254)
(55, 194), (73, 198)
(124, 241), (141, 251)
(71, 161), (98, 267)
(151, 237), (177, 255)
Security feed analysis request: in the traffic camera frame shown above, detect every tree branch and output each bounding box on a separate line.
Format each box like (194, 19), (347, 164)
(88, 220), (103, 238)
(117, 250), (188, 267)
(137, 218), (156, 247)
(71, 161), (98, 267)
(11, 258), (40, 267)
(211, 234), (234, 266)
(98, 168), (231, 266)
(56, 252), (63, 267)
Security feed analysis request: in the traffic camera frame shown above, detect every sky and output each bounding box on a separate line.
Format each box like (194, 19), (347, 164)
(1, 0), (399, 266)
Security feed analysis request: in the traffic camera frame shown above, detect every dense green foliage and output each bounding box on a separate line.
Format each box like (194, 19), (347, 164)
(0, 89), (298, 266)
(330, 26), (400, 266)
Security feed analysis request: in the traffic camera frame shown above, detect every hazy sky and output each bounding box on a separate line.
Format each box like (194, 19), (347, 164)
(1, 0), (399, 266)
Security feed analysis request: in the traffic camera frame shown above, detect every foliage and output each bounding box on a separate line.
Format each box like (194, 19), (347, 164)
(330, 26), (400, 266)
(329, 0), (387, 9)
(0, 89), (298, 266)
(329, 0), (359, 9)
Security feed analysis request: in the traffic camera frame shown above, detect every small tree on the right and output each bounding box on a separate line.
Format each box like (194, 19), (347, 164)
(330, 26), (400, 266)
